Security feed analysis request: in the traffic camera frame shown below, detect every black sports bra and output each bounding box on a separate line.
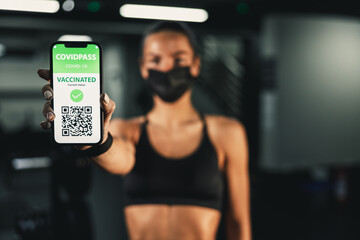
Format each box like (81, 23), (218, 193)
(123, 115), (225, 211)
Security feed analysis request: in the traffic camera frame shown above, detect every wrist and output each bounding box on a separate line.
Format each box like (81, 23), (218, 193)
(74, 132), (113, 157)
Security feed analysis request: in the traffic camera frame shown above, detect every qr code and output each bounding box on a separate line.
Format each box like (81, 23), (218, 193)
(61, 106), (92, 136)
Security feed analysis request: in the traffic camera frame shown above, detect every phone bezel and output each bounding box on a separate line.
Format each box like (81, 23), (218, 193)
(50, 41), (104, 145)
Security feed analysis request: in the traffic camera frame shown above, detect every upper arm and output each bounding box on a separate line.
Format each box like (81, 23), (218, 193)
(218, 119), (251, 238)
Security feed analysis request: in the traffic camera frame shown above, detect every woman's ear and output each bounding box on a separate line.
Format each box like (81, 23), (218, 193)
(190, 55), (201, 77)
(139, 57), (149, 79)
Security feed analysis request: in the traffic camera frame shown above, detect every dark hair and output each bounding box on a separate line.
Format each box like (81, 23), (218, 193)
(139, 21), (199, 58)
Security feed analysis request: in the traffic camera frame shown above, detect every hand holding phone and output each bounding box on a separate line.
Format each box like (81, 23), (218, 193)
(39, 68), (116, 146)
(39, 41), (114, 145)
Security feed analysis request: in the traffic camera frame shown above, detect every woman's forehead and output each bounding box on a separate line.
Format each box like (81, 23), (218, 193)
(143, 31), (193, 56)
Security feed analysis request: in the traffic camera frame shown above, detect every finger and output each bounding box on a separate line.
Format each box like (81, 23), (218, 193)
(40, 121), (51, 130)
(41, 84), (53, 100)
(37, 69), (50, 81)
(100, 93), (115, 124)
(43, 102), (55, 121)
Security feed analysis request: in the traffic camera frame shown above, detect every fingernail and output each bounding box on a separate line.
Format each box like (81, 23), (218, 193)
(104, 93), (109, 104)
(46, 112), (54, 120)
(44, 90), (52, 100)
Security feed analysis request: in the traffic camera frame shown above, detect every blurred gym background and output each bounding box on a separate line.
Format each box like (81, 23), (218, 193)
(0, 0), (360, 239)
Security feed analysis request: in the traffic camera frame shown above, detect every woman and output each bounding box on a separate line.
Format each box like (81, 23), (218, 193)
(39, 21), (251, 240)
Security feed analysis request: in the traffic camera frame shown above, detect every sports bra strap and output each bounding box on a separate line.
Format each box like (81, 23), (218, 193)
(199, 113), (208, 133)
(142, 115), (149, 126)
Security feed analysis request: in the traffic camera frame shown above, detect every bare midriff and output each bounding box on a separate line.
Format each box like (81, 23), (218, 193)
(124, 204), (221, 240)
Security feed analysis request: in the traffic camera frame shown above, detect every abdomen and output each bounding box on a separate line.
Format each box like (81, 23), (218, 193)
(124, 204), (221, 240)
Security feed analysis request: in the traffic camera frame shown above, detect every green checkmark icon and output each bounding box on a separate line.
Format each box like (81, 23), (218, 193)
(70, 89), (83, 102)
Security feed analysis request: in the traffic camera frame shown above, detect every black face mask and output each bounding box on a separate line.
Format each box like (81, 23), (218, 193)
(146, 66), (195, 103)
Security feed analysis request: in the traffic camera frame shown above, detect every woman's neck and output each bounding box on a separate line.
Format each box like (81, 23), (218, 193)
(147, 90), (199, 128)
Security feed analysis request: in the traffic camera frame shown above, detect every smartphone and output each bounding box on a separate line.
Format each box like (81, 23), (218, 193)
(50, 41), (103, 145)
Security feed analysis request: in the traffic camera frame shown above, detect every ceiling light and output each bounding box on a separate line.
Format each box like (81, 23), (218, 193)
(0, 0), (60, 13)
(119, 4), (208, 23)
(62, 0), (74, 12)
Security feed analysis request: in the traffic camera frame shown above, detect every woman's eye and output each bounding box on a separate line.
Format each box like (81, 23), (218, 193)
(175, 58), (184, 65)
(150, 58), (160, 64)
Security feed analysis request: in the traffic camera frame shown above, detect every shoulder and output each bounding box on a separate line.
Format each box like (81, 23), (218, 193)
(205, 114), (247, 151)
(109, 116), (146, 143)
(205, 114), (246, 138)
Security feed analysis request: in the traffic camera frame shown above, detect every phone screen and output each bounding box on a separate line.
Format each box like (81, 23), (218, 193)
(51, 42), (103, 144)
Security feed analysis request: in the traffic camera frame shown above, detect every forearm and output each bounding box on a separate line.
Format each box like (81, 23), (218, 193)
(226, 217), (252, 240)
(91, 135), (135, 175)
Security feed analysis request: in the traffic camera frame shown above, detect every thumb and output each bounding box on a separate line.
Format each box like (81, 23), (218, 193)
(100, 93), (115, 124)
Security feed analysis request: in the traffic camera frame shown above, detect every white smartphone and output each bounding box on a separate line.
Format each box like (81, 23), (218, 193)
(50, 41), (103, 145)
